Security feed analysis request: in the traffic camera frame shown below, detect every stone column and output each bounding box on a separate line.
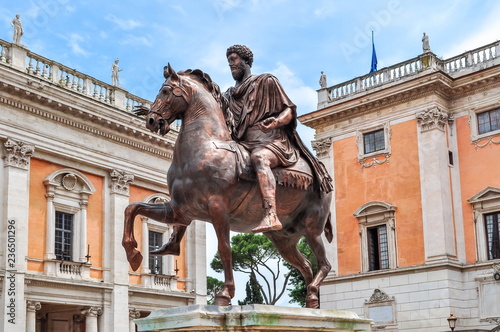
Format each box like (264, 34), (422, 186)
(416, 108), (457, 263)
(108, 169), (134, 332)
(26, 301), (41, 332)
(129, 308), (141, 332)
(44, 189), (56, 261)
(82, 306), (102, 332)
(312, 137), (337, 276)
(186, 220), (207, 304)
(141, 217), (150, 275)
(0, 138), (34, 331)
(79, 198), (89, 262)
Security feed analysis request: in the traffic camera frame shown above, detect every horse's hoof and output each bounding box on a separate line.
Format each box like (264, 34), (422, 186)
(127, 250), (143, 271)
(305, 297), (319, 309)
(150, 243), (180, 256)
(214, 295), (231, 306)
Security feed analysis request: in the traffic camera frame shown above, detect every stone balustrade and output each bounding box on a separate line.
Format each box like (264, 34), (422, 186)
(319, 40), (500, 109)
(0, 38), (152, 114)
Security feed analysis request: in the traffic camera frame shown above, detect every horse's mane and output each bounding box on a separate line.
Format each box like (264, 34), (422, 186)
(178, 69), (224, 109)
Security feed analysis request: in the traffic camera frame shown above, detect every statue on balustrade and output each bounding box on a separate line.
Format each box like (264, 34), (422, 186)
(12, 14), (23, 45)
(422, 32), (431, 53)
(111, 59), (123, 86)
(122, 44), (334, 308)
(319, 71), (327, 89)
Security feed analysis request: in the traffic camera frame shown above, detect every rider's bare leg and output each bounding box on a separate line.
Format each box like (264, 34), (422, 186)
(250, 148), (282, 233)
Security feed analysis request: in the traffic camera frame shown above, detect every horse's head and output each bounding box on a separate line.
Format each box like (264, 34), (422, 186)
(146, 63), (189, 136)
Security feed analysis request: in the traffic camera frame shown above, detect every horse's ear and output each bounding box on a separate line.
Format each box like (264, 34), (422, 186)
(164, 63), (179, 82)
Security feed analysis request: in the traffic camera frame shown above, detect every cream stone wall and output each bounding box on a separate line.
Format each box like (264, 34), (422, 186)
(0, 39), (207, 332)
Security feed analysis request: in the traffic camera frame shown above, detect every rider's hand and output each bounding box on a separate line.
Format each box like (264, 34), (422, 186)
(258, 117), (277, 133)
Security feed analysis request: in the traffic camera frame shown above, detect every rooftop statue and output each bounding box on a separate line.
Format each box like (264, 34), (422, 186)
(12, 14), (23, 45)
(319, 71), (327, 89)
(122, 45), (333, 308)
(422, 32), (431, 53)
(111, 59), (123, 86)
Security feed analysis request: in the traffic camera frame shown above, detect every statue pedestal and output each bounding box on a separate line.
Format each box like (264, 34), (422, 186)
(135, 304), (372, 332)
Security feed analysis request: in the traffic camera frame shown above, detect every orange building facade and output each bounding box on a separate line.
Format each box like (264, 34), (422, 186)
(300, 41), (500, 331)
(0, 40), (206, 332)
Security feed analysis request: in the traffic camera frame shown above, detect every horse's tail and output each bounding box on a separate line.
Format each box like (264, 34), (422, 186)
(324, 212), (333, 243)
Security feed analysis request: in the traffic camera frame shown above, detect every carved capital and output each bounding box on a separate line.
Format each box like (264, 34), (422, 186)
(416, 108), (453, 132)
(311, 137), (332, 159)
(129, 308), (141, 320)
(110, 169), (134, 195)
(26, 300), (41, 312)
(81, 306), (103, 317)
(3, 138), (35, 169)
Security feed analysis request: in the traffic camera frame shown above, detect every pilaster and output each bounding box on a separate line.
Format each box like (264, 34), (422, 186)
(311, 137), (337, 277)
(108, 168), (134, 332)
(0, 138), (34, 331)
(416, 108), (457, 263)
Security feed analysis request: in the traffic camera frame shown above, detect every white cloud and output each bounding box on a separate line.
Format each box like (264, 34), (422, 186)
(65, 33), (90, 57)
(270, 62), (317, 114)
(104, 13), (141, 30)
(444, 4), (500, 58)
(119, 34), (153, 47)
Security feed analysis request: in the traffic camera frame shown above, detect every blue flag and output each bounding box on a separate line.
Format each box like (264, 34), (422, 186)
(370, 31), (377, 73)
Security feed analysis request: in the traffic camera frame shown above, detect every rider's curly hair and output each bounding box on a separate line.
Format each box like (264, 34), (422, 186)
(226, 45), (253, 67)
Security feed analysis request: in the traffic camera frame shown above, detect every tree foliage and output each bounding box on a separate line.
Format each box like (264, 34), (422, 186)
(284, 238), (318, 307)
(238, 271), (264, 305)
(206, 276), (223, 305)
(210, 233), (291, 305)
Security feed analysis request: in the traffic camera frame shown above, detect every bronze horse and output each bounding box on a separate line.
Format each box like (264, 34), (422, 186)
(122, 64), (333, 308)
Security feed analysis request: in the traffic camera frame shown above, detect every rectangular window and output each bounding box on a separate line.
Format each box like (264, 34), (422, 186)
(484, 212), (500, 260)
(364, 129), (385, 154)
(55, 211), (73, 261)
(368, 225), (389, 271)
(478, 109), (500, 135)
(149, 231), (163, 274)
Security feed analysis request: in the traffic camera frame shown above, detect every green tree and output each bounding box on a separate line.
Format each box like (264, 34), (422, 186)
(284, 238), (318, 307)
(210, 233), (290, 305)
(206, 276), (223, 305)
(238, 271), (264, 305)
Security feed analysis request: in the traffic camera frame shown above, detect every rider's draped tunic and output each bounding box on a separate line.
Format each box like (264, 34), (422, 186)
(223, 74), (333, 193)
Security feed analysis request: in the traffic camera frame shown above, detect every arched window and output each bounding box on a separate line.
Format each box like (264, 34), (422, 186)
(354, 201), (397, 272)
(468, 186), (500, 261)
(43, 169), (95, 277)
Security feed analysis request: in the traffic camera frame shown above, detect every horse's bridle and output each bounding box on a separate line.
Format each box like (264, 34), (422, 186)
(149, 79), (189, 121)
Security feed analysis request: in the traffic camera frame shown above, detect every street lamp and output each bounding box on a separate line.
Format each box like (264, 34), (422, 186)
(447, 313), (458, 331)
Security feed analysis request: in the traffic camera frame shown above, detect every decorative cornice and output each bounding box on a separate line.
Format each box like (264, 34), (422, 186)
(3, 137), (35, 169)
(360, 154), (390, 169)
(416, 107), (453, 132)
(301, 68), (500, 130)
(0, 95), (174, 160)
(311, 137), (332, 159)
(366, 288), (394, 303)
(473, 135), (500, 149)
(110, 169), (134, 195)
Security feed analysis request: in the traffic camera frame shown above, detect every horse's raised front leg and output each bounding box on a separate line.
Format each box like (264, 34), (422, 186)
(150, 225), (187, 256)
(208, 196), (234, 306)
(122, 202), (174, 271)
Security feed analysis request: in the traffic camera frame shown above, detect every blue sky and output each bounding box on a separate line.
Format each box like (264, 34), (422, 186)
(2, 0), (500, 305)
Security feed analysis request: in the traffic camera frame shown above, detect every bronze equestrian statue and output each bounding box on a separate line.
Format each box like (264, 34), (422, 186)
(122, 45), (333, 308)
